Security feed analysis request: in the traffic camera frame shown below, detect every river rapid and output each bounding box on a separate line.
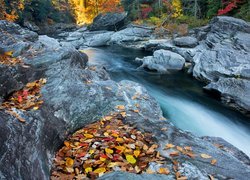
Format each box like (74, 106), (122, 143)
(83, 46), (250, 157)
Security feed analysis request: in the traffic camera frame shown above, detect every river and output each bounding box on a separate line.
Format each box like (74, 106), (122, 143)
(83, 46), (250, 157)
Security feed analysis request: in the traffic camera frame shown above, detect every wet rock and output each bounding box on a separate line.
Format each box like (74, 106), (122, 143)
(70, 51), (88, 69)
(88, 12), (127, 31)
(173, 36), (198, 48)
(136, 49), (185, 73)
(204, 78), (250, 114)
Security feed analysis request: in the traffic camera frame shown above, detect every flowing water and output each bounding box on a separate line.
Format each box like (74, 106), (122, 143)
(83, 46), (250, 157)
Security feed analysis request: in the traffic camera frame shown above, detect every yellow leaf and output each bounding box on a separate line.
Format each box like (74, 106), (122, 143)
(116, 137), (124, 143)
(94, 167), (106, 174)
(100, 157), (106, 161)
(134, 150), (140, 157)
(104, 132), (109, 137)
(65, 157), (74, 167)
(33, 106), (39, 110)
(211, 159), (217, 165)
(84, 134), (93, 139)
(4, 51), (13, 56)
(105, 148), (114, 154)
(157, 167), (170, 175)
(89, 149), (95, 154)
(107, 162), (118, 168)
(125, 154), (136, 164)
(200, 153), (212, 159)
(85, 167), (93, 173)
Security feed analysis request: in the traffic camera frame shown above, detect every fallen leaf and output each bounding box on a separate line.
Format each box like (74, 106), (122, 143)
(134, 150), (140, 157)
(105, 148), (114, 154)
(165, 143), (175, 149)
(84, 134), (93, 139)
(126, 154), (136, 164)
(201, 154), (212, 159)
(177, 176), (188, 180)
(116, 105), (125, 110)
(85, 167), (93, 173)
(65, 158), (74, 167)
(170, 151), (179, 157)
(157, 167), (170, 175)
(94, 167), (106, 174)
(64, 141), (70, 147)
(211, 159), (217, 165)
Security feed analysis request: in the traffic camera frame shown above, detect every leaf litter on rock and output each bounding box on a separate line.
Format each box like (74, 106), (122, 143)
(50, 113), (172, 179)
(0, 78), (46, 122)
(51, 112), (218, 179)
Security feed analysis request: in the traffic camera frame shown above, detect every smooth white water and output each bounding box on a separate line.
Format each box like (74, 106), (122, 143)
(83, 47), (250, 157)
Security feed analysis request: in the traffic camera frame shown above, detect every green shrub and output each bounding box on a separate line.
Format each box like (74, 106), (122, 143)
(176, 16), (209, 28)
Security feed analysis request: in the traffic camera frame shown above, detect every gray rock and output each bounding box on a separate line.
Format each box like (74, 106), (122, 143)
(173, 36), (198, 48)
(110, 27), (153, 44)
(136, 49), (185, 73)
(190, 16), (250, 113)
(86, 32), (114, 47)
(88, 12), (127, 31)
(70, 51), (88, 69)
(204, 78), (250, 114)
(23, 21), (40, 32)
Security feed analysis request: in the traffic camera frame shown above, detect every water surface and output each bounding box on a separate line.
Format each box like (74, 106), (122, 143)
(83, 46), (250, 157)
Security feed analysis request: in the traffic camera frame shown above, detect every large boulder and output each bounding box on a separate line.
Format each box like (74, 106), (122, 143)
(173, 36), (198, 48)
(110, 27), (153, 44)
(136, 49), (185, 73)
(204, 78), (250, 114)
(191, 16), (250, 113)
(88, 12), (127, 31)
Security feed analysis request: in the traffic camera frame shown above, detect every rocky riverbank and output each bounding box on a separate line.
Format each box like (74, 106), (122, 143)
(1, 18), (250, 179)
(59, 14), (250, 115)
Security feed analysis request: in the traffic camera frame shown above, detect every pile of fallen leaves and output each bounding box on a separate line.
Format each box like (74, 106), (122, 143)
(0, 78), (46, 122)
(0, 51), (22, 65)
(51, 113), (171, 179)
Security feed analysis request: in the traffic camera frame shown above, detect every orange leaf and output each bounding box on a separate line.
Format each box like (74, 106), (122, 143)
(116, 105), (125, 110)
(211, 159), (217, 165)
(134, 150), (140, 157)
(157, 167), (170, 175)
(65, 157), (74, 167)
(170, 151), (179, 157)
(84, 134), (93, 139)
(165, 143), (175, 149)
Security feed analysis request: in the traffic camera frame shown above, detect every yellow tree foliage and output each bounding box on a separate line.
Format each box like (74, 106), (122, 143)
(69, 0), (123, 25)
(171, 0), (183, 18)
(0, 0), (24, 22)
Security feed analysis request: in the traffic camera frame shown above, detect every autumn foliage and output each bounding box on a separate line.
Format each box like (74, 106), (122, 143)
(218, 0), (244, 15)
